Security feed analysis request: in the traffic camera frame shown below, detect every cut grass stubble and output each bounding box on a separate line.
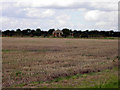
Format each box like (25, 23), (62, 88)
(2, 37), (118, 88)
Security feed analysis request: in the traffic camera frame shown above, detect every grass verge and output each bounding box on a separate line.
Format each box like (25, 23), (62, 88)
(12, 67), (118, 88)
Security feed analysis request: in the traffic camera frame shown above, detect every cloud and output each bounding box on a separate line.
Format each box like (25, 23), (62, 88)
(84, 10), (118, 30)
(0, 0), (119, 31)
(1, 0), (118, 11)
(85, 10), (117, 21)
(25, 8), (55, 18)
(85, 10), (101, 21)
(0, 17), (43, 30)
(85, 10), (117, 22)
(89, 2), (118, 11)
(14, 0), (118, 12)
(56, 15), (70, 25)
(0, 14), (71, 30)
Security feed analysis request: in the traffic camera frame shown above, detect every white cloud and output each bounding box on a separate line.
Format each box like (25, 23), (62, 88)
(14, 0), (77, 8)
(56, 15), (70, 25)
(1, 0), (117, 11)
(95, 21), (117, 30)
(89, 2), (118, 11)
(25, 8), (55, 18)
(77, 8), (87, 12)
(0, 14), (71, 30)
(85, 10), (101, 21)
(0, 0), (119, 31)
(0, 16), (40, 30)
(84, 10), (118, 30)
(85, 10), (117, 22)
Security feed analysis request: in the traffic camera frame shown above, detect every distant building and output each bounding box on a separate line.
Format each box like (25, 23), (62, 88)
(53, 30), (63, 37)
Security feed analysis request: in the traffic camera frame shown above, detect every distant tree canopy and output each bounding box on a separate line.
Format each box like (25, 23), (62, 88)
(1, 28), (120, 38)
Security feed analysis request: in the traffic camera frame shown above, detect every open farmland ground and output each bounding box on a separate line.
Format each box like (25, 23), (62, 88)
(13, 67), (118, 88)
(2, 37), (118, 88)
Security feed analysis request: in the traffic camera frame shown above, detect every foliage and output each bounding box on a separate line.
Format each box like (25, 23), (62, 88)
(16, 71), (22, 76)
(2, 28), (120, 38)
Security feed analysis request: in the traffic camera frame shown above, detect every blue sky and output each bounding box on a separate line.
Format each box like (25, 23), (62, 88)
(0, 0), (118, 31)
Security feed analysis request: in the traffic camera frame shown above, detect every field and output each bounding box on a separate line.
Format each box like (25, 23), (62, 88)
(2, 37), (118, 88)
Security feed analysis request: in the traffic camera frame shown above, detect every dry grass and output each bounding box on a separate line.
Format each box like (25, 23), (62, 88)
(2, 37), (118, 87)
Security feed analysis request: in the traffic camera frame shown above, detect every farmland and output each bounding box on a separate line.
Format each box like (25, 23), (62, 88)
(2, 37), (118, 88)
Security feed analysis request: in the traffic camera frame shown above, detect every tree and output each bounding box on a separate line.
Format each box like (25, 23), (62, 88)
(48, 29), (55, 36)
(30, 30), (36, 37)
(21, 29), (31, 36)
(36, 28), (41, 36)
(81, 32), (88, 38)
(62, 28), (71, 37)
(73, 30), (79, 38)
(16, 28), (22, 36)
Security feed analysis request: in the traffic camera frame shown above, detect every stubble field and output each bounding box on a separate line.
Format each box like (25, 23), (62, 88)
(2, 37), (118, 88)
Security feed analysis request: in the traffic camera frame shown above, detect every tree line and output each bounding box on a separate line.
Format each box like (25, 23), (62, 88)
(1, 28), (120, 38)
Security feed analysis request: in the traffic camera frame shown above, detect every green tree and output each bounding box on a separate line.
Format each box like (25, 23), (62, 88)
(48, 29), (55, 36)
(36, 28), (41, 36)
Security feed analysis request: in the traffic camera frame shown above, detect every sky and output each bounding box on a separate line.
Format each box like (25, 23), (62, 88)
(0, 0), (119, 31)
